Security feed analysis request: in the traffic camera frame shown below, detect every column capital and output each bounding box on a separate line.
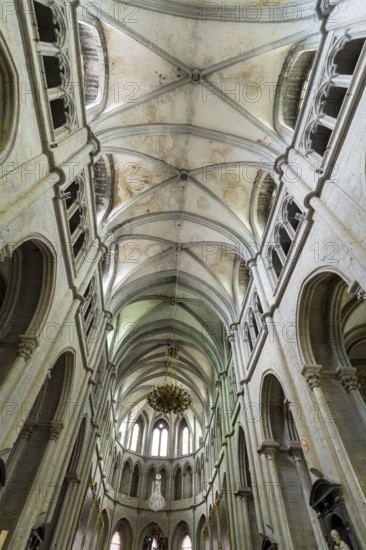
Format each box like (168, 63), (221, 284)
(49, 420), (64, 441)
(301, 364), (322, 390)
(0, 243), (13, 261)
(107, 362), (116, 376)
(356, 288), (366, 302)
(257, 440), (280, 459)
(17, 336), (40, 361)
(20, 421), (35, 440)
(337, 367), (360, 392)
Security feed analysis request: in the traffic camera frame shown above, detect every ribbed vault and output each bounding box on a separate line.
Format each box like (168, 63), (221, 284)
(83, 0), (319, 434)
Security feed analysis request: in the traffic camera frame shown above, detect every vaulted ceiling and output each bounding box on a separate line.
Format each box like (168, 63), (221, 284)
(82, 0), (319, 431)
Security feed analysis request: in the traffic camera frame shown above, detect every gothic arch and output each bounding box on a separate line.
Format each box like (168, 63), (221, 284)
(182, 463), (193, 499)
(145, 465), (156, 499)
(130, 462), (141, 498)
(139, 523), (166, 550)
(250, 171), (278, 241)
(0, 351), (75, 542)
(110, 517), (134, 549)
(196, 514), (207, 550)
(260, 373), (319, 547)
(297, 270), (366, 494)
(92, 154), (114, 224)
(173, 465), (183, 500)
(274, 37), (319, 140)
(0, 238), (56, 384)
(0, 30), (18, 162)
(120, 459), (132, 495)
(77, 16), (108, 116)
(171, 521), (192, 549)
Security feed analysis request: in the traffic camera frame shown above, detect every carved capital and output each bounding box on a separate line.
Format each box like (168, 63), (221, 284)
(337, 367), (360, 393)
(257, 439), (280, 459)
(49, 420), (64, 441)
(357, 288), (366, 302)
(20, 421), (35, 440)
(0, 244), (13, 262)
(17, 336), (39, 360)
(107, 361), (116, 373)
(65, 472), (81, 485)
(301, 364), (322, 390)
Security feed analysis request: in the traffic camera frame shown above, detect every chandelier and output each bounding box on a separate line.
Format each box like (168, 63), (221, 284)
(148, 474), (166, 512)
(147, 346), (192, 414)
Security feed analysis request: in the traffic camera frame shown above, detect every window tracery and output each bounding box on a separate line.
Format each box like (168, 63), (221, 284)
(303, 33), (365, 157)
(31, 0), (77, 136)
(151, 421), (168, 457)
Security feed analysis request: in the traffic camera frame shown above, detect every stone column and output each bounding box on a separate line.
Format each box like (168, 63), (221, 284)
(337, 367), (366, 428)
(8, 421), (65, 549)
(218, 375), (244, 549)
(235, 487), (254, 549)
(237, 389), (266, 536)
(259, 442), (292, 547)
(302, 364), (366, 504)
(291, 450), (327, 549)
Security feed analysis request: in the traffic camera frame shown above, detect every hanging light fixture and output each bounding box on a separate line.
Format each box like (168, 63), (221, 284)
(147, 346), (192, 414)
(148, 474), (166, 512)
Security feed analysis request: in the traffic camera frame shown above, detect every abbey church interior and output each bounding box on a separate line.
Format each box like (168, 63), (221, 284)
(1, 0), (366, 548)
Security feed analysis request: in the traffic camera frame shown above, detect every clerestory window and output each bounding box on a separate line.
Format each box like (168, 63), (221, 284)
(151, 421), (168, 457)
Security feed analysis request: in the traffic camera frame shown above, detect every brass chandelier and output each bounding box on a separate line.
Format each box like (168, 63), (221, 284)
(147, 346), (192, 414)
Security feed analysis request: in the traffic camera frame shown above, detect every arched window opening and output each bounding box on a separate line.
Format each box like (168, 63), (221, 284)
(323, 86), (347, 119)
(93, 155), (114, 222)
(277, 49), (316, 130)
(130, 423), (140, 452)
(183, 465), (193, 499)
(50, 97), (68, 129)
(249, 310), (259, 339)
(286, 199), (303, 232)
(177, 418), (191, 456)
(239, 427), (251, 488)
(82, 277), (98, 340)
(270, 247), (283, 280)
(310, 124), (332, 156)
(130, 464), (140, 498)
(255, 173), (277, 237)
(237, 257), (250, 302)
(33, 2), (60, 44)
(244, 324), (253, 353)
(42, 55), (63, 89)
(145, 467), (156, 499)
(181, 534), (192, 550)
(334, 38), (365, 75)
(182, 427), (190, 455)
(120, 461), (131, 495)
(160, 468), (168, 498)
(174, 467), (182, 500)
(196, 459), (201, 495)
(151, 421), (168, 457)
(278, 225), (292, 257)
(78, 22), (105, 107)
(110, 531), (122, 550)
(62, 175), (87, 261)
